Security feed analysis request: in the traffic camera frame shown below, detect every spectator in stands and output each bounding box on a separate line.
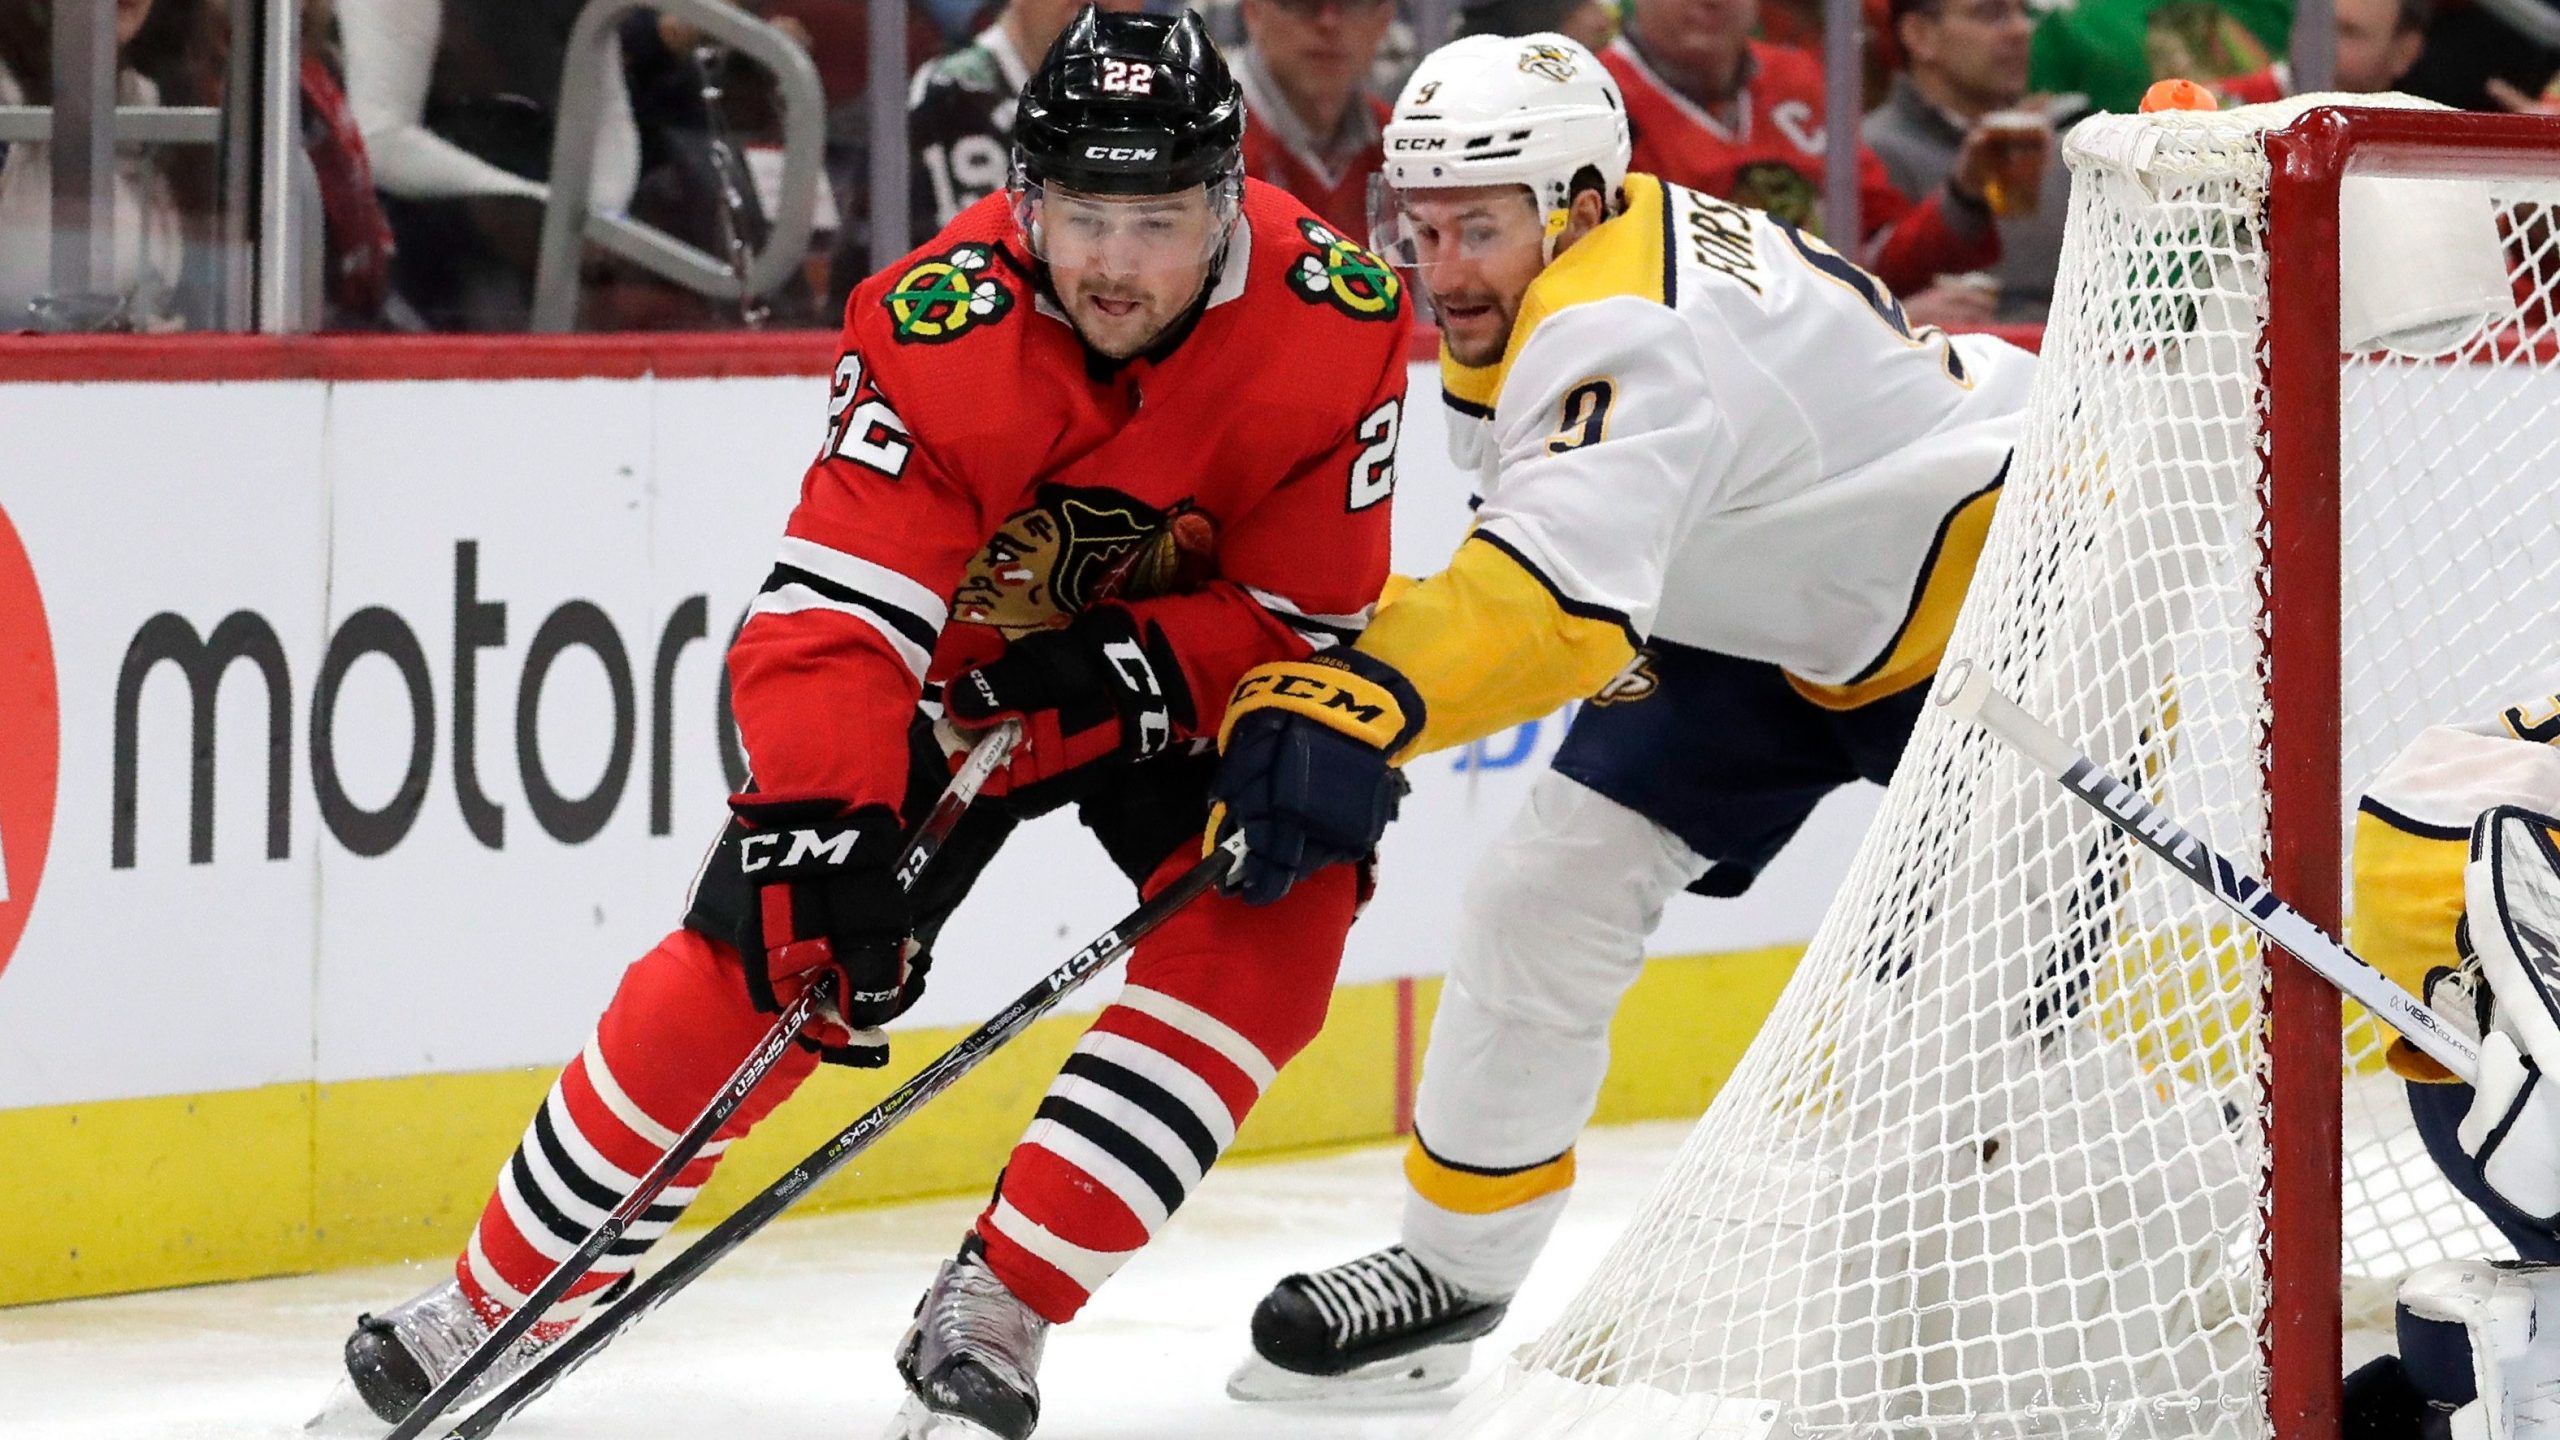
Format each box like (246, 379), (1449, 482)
(339, 0), (646, 329)
(1598, 0), (2007, 311)
(0, 0), (198, 330)
(1455, 0), (1618, 50)
(1866, 0), (2077, 323)
(299, 0), (397, 329)
(2215, 0), (2429, 100)
(1233, 0), (1394, 237)
(618, 12), (830, 328)
(2409, 0), (2556, 112)
(826, 0), (1140, 312)
(2029, 0), (2288, 116)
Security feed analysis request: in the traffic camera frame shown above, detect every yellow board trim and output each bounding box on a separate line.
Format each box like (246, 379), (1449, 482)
(1787, 479), (2003, 713)
(1404, 1140), (1577, 1214)
(1, 946), (1802, 1310)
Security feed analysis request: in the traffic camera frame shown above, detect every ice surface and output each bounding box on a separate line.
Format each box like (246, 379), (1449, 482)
(0, 1122), (1694, 1440)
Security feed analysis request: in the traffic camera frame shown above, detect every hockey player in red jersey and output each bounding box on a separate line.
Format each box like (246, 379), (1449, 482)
(1599, 0), (2012, 300)
(331, 11), (1408, 1439)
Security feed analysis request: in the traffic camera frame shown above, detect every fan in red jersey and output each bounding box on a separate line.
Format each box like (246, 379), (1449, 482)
(326, 11), (1408, 1440)
(1232, 0), (1398, 239)
(1598, 0), (2023, 306)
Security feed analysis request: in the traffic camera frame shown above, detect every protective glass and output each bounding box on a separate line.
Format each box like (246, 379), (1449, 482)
(1012, 177), (1239, 273)
(1365, 176), (1549, 279)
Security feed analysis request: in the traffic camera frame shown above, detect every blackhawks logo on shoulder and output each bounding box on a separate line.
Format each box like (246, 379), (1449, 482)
(886, 243), (1014, 343)
(1289, 219), (1401, 322)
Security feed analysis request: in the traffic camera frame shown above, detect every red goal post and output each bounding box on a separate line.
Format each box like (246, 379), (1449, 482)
(1445, 99), (2560, 1440)
(2263, 103), (2560, 1440)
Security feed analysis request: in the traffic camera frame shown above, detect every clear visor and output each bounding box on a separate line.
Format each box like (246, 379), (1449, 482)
(1366, 175), (1553, 280)
(1012, 176), (1239, 274)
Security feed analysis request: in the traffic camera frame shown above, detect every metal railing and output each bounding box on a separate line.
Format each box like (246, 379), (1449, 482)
(14, 0), (2370, 336)
(532, 0), (829, 332)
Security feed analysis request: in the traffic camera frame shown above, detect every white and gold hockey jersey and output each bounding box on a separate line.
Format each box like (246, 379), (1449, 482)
(2355, 697), (2560, 1080)
(1358, 173), (2036, 757)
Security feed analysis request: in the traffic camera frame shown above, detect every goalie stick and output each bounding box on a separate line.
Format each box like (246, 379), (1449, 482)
(1937, 659), (2482, 1084)
(383, 722), (1020, 1440)
(439, 828), (1253, 1440)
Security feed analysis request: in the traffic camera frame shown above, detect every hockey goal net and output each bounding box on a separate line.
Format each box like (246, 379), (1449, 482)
(1442, 100), (2560, 1440)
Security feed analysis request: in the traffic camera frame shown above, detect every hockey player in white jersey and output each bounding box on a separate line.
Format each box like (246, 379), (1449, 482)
(2339, 699), (2560, 1440)
(1201, 32), (2036, 1397)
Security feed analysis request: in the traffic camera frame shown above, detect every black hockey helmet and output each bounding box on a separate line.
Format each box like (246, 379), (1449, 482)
(1011, 7), (1246, 197)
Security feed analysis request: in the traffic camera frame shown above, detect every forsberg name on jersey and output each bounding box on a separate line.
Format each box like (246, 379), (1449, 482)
(1680, 190), (1763, 296)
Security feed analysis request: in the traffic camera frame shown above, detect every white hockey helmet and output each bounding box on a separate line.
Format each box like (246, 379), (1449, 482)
(1373, 34), (1631, 257)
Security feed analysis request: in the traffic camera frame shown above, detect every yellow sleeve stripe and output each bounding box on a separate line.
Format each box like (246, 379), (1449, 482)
(1788, 471), (2004, 713)
(1356, 535), (1639, 760)
(1404, 1139), (1578, 1216)
(2348, 802), (2470, 1003)
(1471, 531), (1642, 648)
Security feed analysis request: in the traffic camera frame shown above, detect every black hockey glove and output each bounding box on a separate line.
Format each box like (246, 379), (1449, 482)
(727, 794), (911, 1065)
(945, 605), (1192, 797)
(1210, 648), (1423, 906)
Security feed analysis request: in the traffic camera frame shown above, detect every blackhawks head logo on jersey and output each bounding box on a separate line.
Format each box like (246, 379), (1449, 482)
(953, 486), (1215, 638)
(1289, 220), (1401, 323)
(886, 243), (1015, 343)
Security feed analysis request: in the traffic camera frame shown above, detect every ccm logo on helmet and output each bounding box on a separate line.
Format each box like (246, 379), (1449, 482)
(1390, 137), (1448, 151)
(1084, 144), (1161, 161)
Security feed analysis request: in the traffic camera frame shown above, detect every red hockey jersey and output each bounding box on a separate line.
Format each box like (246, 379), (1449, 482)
(730, 180), (1412, 813)
(1601, 37), (1997, 297)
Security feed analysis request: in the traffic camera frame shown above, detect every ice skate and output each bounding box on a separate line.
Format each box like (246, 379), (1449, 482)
(1226, 1244), (1506, 1401)
(886, 1244), (1051, 1440)
(329, 1277), (551, 1425)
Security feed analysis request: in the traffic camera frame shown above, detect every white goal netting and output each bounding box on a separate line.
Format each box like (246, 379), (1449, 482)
(1445, 99), (2560, 1440)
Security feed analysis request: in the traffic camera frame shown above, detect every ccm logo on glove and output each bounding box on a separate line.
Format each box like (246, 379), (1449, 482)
(740, 826), (867, 873)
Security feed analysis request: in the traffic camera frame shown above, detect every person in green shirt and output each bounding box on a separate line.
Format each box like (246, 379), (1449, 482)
(2030, 0), (2293, 113)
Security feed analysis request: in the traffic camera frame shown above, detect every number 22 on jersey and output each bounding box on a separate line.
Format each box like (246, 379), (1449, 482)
(823, 353), (915, 478)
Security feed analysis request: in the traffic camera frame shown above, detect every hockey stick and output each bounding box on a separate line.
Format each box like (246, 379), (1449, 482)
(1936, 659), (2482, 1083)
(440, 829), (1252, 1440)
(691, 43), (772, 330)
(385, 722), (1019, 1440)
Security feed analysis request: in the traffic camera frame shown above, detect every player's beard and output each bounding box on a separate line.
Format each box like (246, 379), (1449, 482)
(1430, 282), (1518, 368)
(1056, 267), (1211, 360)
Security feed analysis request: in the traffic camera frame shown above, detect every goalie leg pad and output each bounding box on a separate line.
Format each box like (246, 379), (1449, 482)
(2398, 1258), (2560, 1440)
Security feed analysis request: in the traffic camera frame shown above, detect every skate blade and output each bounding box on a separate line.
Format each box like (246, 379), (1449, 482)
(882, 1392), (1010, 1440)
(1224, 1343), (1473, 1403)
(302, 1378), (381, 1437)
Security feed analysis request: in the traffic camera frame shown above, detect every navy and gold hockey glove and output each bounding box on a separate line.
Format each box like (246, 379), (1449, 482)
(726, 794), (910, 1065)
(1211, 648), (1424, 906)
